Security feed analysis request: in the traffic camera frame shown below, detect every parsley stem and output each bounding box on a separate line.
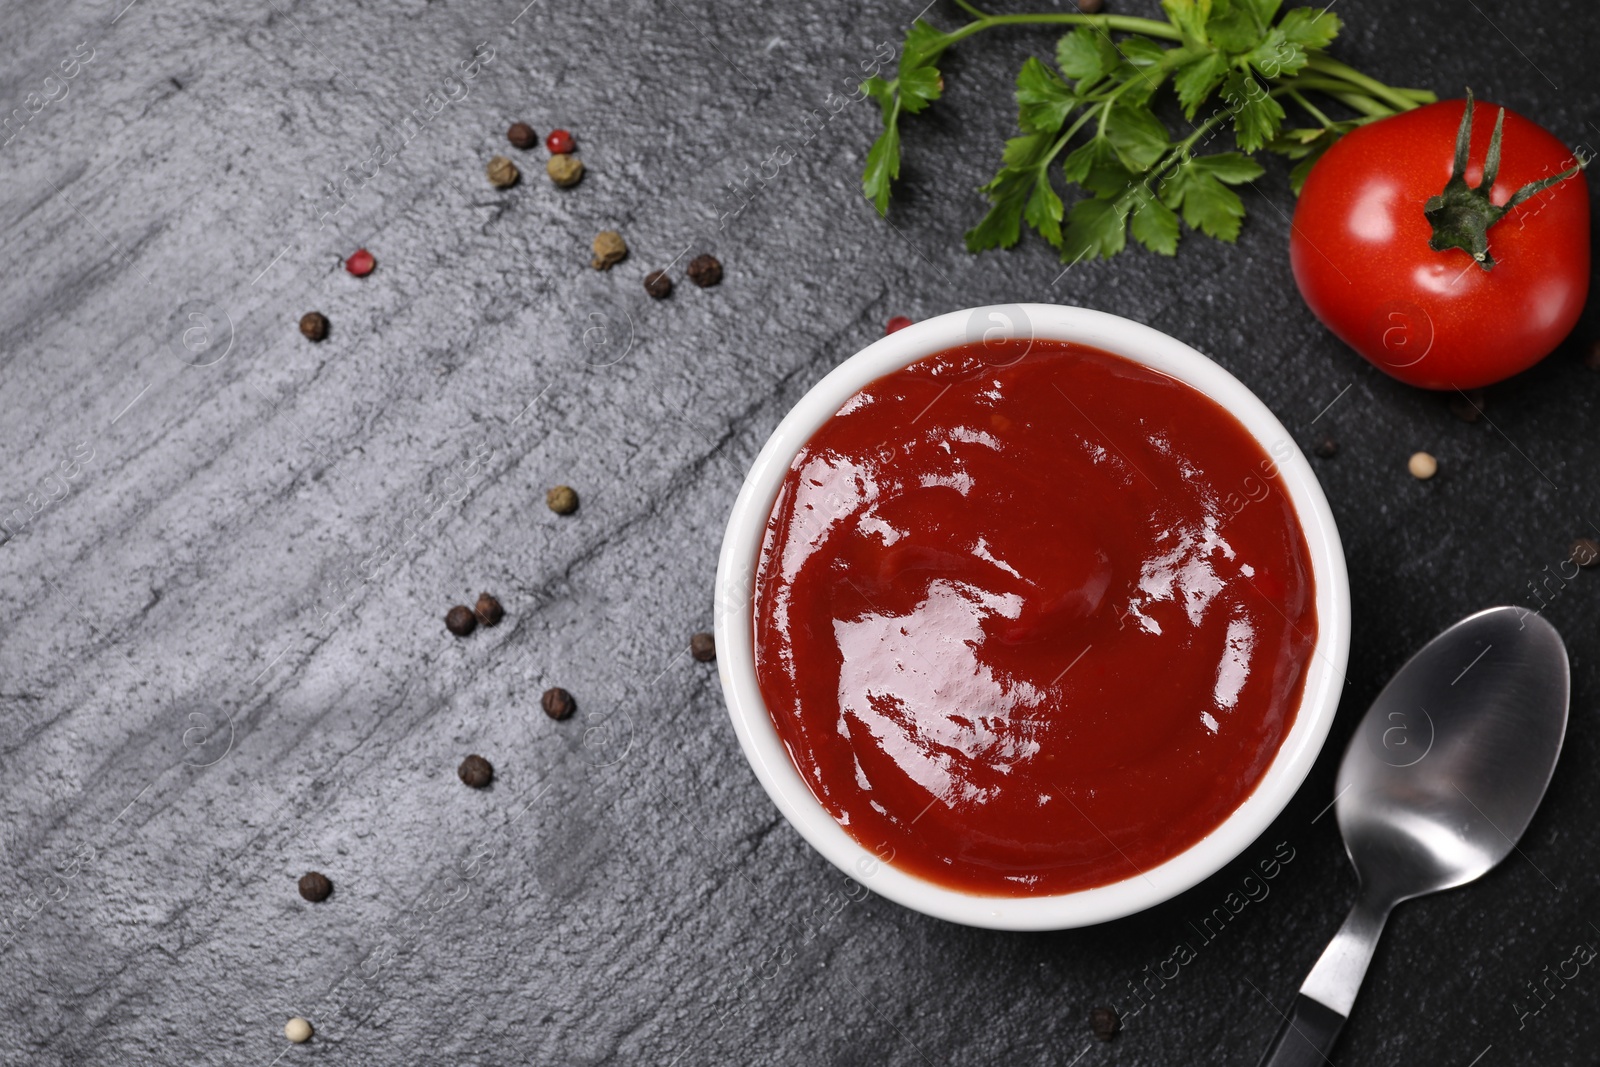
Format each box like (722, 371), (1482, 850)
(944, 13), (1183, 48)
(1281, 77), (1396, 118)
(1049, 108), (1099, 166)
(1288, 90), (1337, 130)
(1302, 56), (1424, 112)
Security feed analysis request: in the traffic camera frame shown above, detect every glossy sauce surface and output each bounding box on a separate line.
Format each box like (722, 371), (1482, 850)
(754, 340), (1318, 896)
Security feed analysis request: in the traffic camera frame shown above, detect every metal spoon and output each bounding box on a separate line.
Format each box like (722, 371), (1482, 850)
(1257, 606), (1569, 1066)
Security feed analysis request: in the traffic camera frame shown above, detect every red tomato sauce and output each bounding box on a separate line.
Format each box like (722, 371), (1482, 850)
(753, 340), (1318, 896)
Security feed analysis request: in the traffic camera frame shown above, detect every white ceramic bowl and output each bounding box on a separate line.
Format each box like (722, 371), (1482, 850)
(714, 304), (1350, 930)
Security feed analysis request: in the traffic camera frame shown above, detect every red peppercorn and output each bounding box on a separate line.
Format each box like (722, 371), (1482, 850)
(545, 129), (574, 154)
(886, 316), (913, 334)
(346, 248), (375, 277)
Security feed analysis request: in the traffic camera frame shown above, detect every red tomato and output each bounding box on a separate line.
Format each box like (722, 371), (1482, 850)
(1291, 98), (1588, 390)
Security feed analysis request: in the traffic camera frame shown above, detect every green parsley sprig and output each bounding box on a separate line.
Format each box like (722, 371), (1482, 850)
(861, 0), (1435, 261)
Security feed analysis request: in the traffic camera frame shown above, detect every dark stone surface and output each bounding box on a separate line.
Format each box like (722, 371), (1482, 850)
(0, 0), (1596, 1063)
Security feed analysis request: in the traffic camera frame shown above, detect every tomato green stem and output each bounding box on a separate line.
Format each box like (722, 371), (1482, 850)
(1423, 88), (1588, 270)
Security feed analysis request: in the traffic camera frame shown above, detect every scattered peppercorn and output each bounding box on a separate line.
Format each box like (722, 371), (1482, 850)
(298, 311), (329, 342)
(285, 1018), (313, 1044)
(1313, 436), (1338, 458)
(487, 155), (520, 189)
(445, 605), (477, 637)
(547, 153), (584, 187)
(1408, 451), (1438, 480)
(546, 128), (574, 154)
(458, 754), (494, 788)
(1077, 0), (1105, 12)
(541, 687), (576, 721)
(687, 253), (723, 288)
(886, 315), (913, 334)
(1570, 537), (1600, 568)
(644, 270), (673, 299)
(546, 485), (579, 515)
(475, 592), (504, 627)
(690, 632), (716, 662)
(1089, 1005), (1120, 1041)
(592, 230), (627, 271)
(297, 871), (333, 902)
(345, 248), (375, 277)
(1448, 390), (1485, 423)
(1585, 339), (1600, 371)
(507, 121), (537, 149)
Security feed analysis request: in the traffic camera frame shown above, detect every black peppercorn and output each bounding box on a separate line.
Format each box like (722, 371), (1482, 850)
(541, 687), (575, 721)
(507, 121), (536, 150)
(1089, 1005), (1120, 1041)
(687, 253), (723, 288)
(458, 754), (493, 788)
(299, 312), (329, 342)
(475, 592), (504, 627)
(298, 871), (333, 902)
(1571, 537), (1600, 568)
(644, 270), (673, 299)
(445, 605), (477, 637)
(1313, 436), (1339, 458)
(1585, 339), (1600, 371)
(690, 632), (716, 662)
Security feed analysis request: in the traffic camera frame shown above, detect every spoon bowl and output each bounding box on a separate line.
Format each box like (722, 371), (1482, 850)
(1258, 606), (1569, 1066)
(1337, 606), (1568, 899)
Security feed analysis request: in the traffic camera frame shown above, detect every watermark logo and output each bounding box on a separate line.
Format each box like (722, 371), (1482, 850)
(1377, 706), (1433, 768)
(181, 707), (235, 768)
(1369, 299), (1433, 370)
(964, 304), (1035, 367)
(168, 300), (234, 367)
(576, 292), (635, 368)
(580, 703), (633, 769)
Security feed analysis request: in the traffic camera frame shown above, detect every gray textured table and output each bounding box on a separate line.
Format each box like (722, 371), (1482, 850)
(2, 0), (1597, 1063)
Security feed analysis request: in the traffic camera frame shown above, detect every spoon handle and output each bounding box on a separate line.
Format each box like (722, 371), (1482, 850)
(1255, 994), (1347, 1067)
(1256, 891), (1391, 1067)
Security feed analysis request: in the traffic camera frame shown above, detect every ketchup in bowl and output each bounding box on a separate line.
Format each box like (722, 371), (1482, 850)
(753, 339), (1317, 896)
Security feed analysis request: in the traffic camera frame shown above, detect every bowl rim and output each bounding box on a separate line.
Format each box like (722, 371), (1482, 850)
(714, 303), (1350, 931)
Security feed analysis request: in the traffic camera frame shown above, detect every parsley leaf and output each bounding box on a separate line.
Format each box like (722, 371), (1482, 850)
(861, 21), (950, 215)
(1106, 103), (1172, 171)
(1246, 27), (1310, 79)
(1173, 50), (1230, 117)
(1161, 0), (1213, 48)
(1024, 168), (1066, 248)
(1129, 187), (1181, 255)
(1158, 152), (1263, 241)
(862, 0), (1431, 261)
(967, 133), (1059, 251)
(1062, 197), (1129, 262)
(1206, 0), (1271, 54)
(899, 66), (944, 114)
(1279, 6), (1342, 51)
(863, 120), (902, 216)
(1016, 56), (1078, 133)
(1221, 70), (1284, 151)
(1055, 27), (1121, 84)
(900, 20), (951, 90)
(1061, 138), (1135, 199)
